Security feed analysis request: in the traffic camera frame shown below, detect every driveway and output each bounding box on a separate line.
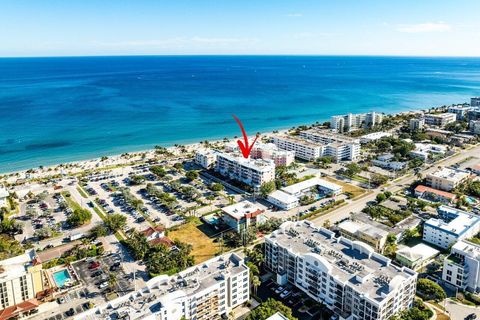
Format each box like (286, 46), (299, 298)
(446, 299), (480, 320)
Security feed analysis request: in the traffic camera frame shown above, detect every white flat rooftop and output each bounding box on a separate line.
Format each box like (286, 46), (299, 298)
(268, 190), (298, 204)
(222, 200), (263, 219)
(282, 177), (342, 195)
(396, 243), (439, 262)
(429, 167), (469, 182)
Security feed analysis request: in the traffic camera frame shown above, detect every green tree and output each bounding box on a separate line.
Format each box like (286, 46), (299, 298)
(130, 175), (146, 185)
(185, 170), (199, 181)
(209, 183), (224, 192)
(416, 278), (446, 302)
(344, 163), (362, 177)
(246, 298), (297, 320)
(89, 224), (109, 238)
(67, 208), (92, 227)
(371, 173), (389, 186)
(150, 165), (167, 178)
(104, 214), (127, 232)
(376, 193), (387, 203)
(259, 181), (276, 197)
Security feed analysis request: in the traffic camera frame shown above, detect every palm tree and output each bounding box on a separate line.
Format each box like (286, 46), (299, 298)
(251, 275), (261, 296)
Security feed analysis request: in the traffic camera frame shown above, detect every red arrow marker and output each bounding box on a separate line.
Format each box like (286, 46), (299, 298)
(232, 115), (259, 159)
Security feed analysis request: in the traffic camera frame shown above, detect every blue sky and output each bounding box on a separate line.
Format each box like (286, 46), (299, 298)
(1, 0), (479, 57)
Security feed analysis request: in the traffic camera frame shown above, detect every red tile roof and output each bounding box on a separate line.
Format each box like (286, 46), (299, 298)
(141, 226), (165, 237)
(415, 185), (456, 200)
(149, 237), (174, 247)
(0, 299), (39, 320)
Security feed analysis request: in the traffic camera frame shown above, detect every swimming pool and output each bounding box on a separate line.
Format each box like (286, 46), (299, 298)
(53, 269), (72, 288)
(465, 196), (478, 205)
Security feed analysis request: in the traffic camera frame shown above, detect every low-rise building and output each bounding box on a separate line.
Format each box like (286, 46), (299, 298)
(251, 143), (295, 167)
(409, 118), (425, 131)
(140, 226), (173, 247)
(409, 143), (447, 161)
(76, 252), (250, 320)
(471, 97), (480, 108)
(443, 240), (480, 293)
(0, 186), (8, 208)
(424, 113), (457, 128)
(267, 190), (299, 210)
(0, 250), (44, 316)
(414, 185), (457, 205)
(215, 152), (275, 187)
(423, 206), (480, 249)
(221, 201), (265, 233)
(282, 177), (342, 197)
(337, 220), (389, 253)
(265, 221), (417, 320)
(395, 243), (439, 271)
(359, 132), (392, 144)
(425, 167), (470, 191)
(194, 149), (218, 169)
(425, 128), (453, 140)
(372, 154), (407, 171)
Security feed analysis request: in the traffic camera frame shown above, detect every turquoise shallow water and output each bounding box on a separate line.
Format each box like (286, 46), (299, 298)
(0, 55), (480, 173)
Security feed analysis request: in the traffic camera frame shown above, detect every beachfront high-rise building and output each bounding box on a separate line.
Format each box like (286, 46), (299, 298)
(447, 105), (475, 120)
(272, 135), (359, 162)
(250, 143), (295, 167)
(424, 113), (457, 128)
(471, 97), (480, 108)
(76, 253), (249, 320)
(264, 221), (417, 320)
(215, 152), (275, 187)
(330, 112), (383, 133)
(0, 250), (44, 316)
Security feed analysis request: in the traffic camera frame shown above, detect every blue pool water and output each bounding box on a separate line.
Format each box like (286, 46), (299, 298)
(465, 196), (478, 205)
(52, 269), (72, 288)
(1, 56), (480, 172)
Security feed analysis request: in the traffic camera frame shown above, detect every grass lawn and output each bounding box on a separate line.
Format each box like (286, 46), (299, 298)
(324, 176), (366, 199)
(76, 186), (88, 198)
(168, 220), (221, 263)
(61, 191), (82, 211)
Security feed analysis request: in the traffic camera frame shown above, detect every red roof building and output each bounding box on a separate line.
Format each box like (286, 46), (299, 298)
(0, 299), (39, 320)
(414, 185), (457, 204)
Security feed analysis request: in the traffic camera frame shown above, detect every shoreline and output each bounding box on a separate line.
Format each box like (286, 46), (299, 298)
(0, 107), (427, 180)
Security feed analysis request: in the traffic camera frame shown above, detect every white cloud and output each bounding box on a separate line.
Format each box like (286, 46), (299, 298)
(286, 13), (303, 17)
(396, 22), (451, 33)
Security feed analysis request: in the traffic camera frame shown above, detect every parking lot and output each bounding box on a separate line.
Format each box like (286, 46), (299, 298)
(257, 278), (331, 320)
(72, 253), (133, 302)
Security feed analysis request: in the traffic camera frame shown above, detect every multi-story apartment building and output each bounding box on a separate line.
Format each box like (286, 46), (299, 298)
(194, 149), (218, 169)
(337, 220), (389, 253)
(272, 136), (322, 161)
(448, 105), (475, 120)
(250, 143), (295, 167)
(471, 97), (480, 108)
(273, 135), (359, 162)
(409, 143), (447, 161)
(424, 113), (457, 128)
(443, 240), (480, 293)
(265, 221), (417, 320)
(299, 130), (361, 161)
(215, 153), (275, 187)
(409, 118), (425, 131)
(77, 253), (249, 320)
(0, 250), (44, 316)
(470, 120), (480, 135)
(423, 206), (480, 249)
(425, 167), (470, 191)
(330, 112), (383, 133)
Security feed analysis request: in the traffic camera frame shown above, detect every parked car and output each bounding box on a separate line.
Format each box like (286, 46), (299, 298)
(274, 286), (284, 294)
(98, 282), (109, 289)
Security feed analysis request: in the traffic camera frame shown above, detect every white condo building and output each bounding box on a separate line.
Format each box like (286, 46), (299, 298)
(76, 253), (249, 320)
(194, 149), (218, 169)
(409, 118), (425, 131)
(424, 113), (457, 128)
(299, 129), (361, 161)
(448, 105), (475, 120)
(425, 167), (470, 191)
(272, 135), (359, 162)
(330, 112), (383, 133)
(215, 152), (275, 187)
(443, 240), (480, 293)
(265, 221), (417, 320)
(423, 206), (480, 249)
(251, 143), (295, 167)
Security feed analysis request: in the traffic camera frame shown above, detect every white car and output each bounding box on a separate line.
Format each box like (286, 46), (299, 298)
(280, 290), (291, 299)
(98, 282), (109, 289)
(274, 286), (284, 294)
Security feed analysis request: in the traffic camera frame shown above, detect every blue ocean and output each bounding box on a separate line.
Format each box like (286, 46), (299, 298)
(1, 55), (480, 173)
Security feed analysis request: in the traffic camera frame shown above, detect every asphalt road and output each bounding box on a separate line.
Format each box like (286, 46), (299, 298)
(311, 144), (480, 227)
